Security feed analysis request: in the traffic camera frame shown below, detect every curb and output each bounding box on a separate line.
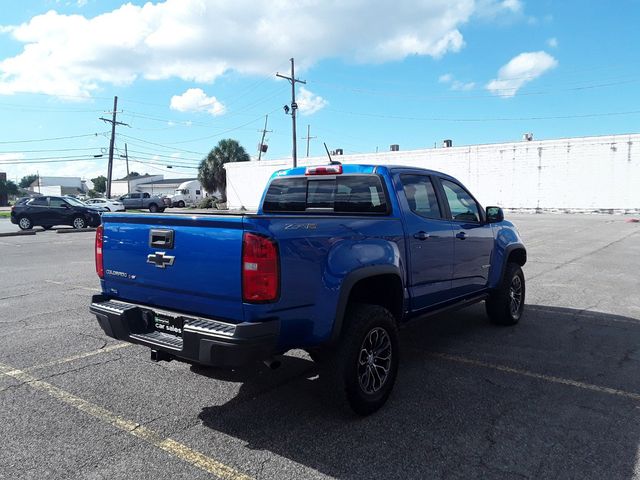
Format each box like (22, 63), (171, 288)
(57, 228), (97, 234)
(0, 230), (37, 237)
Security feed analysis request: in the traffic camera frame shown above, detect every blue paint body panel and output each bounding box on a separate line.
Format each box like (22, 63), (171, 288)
(99, 164), (525, 352)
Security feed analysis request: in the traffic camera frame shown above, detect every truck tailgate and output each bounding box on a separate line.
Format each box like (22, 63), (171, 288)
(101, 214), (245, 322)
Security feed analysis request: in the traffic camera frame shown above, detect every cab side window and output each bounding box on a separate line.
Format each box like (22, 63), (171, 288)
(143, 193), (150, 198)
(441, 179), (481, 223)
(29, 197), (48, 206)
(49, 197), (67, 208)
(400, 175), (442, 219)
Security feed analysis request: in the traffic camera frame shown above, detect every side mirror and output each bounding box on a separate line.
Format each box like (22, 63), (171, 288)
(486, 206), (504, 223)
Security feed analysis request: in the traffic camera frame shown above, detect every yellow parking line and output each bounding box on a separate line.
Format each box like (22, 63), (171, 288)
(430, 352), (640, 401)
(20, 343), (132, 373)
(0, 362), (253, 480)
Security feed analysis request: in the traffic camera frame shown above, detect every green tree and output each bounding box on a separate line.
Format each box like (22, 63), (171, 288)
(0, 179), (19, 197)
(19, 174), (38, 189)
(198, 139), (250, 201)
(91, 175), (107, 193)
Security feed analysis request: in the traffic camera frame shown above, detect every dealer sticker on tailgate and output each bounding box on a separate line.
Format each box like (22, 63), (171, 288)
(154, 313), (183, 336)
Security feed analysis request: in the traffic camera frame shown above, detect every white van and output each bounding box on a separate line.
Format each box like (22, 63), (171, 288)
(167, 180), (203, 207)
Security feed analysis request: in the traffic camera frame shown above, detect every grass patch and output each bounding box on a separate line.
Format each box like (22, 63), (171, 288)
(0, 211), (11, 218)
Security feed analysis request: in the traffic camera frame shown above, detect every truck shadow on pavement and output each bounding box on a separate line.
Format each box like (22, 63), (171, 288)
(197, 304), (640, 479)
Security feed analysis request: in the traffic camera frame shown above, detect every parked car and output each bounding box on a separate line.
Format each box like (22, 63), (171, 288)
(11, 195), (104, 230)
(90, 164), (526, 415)
(85, 198), (125, 212)
(118, 192), (166, 212)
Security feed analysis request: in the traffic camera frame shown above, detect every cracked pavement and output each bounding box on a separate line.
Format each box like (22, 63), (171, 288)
(0, 214), (639, 479)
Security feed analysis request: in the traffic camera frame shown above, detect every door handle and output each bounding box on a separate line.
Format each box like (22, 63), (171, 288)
(413, 231), (430, 240)
(456, 232), (467, 240)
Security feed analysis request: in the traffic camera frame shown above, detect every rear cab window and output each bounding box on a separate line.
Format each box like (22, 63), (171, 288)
(263, 175), (389, 214)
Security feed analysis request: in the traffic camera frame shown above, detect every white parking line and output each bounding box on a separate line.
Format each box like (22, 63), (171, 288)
(430, 351), (640, 401)
(0, 362), (253, 480)
(45, 279), (100, 292)
(20, 343), (132, 373)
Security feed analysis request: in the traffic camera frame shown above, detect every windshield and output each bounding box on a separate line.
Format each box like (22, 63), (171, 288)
(64, 197), (86, 206)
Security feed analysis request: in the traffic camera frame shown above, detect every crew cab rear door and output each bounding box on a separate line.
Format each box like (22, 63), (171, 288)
(395, 172), (456, 310)
(435, 177), (494, 296)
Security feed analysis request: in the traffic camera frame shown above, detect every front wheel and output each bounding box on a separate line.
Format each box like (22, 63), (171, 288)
(72, 216), (86, 229)
(177, 200), (185, 208)
(486, 263), (525, 325)
(319, 303), (399, 416)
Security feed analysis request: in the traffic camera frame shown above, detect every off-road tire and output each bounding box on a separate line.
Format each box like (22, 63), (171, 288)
(319, 303), (399, 416)
(486, 262), (525, 325)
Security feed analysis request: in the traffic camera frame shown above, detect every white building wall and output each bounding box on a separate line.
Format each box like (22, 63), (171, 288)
(225, 133), (640, 212)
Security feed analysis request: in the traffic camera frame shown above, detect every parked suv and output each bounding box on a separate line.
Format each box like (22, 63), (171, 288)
(118, 192), (166, 213)
(11, 195), (104, 230)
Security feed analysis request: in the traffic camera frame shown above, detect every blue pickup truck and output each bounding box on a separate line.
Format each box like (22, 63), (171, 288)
(90, 164), (526, 415)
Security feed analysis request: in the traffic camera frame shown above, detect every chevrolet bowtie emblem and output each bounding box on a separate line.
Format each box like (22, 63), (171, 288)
(147, 251), (175, 268)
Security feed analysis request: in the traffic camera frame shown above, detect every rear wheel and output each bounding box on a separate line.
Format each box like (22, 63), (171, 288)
(18, 216), (33, 230)
(319, 303), (399, 416)
(486, 263), (525, 325)
(149, 203), (158, 213)
(72, 216), (86, 229)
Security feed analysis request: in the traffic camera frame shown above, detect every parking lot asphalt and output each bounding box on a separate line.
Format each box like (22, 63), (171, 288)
(0, 213), (639, 480)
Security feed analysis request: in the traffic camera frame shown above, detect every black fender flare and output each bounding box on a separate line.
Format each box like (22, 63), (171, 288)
(330, 264), (404, 343)
(496, 243), (527, 287)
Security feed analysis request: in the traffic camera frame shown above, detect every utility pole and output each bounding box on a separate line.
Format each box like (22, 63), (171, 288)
(276, 58), (306, 167)
(302, 124), (316, 158)
(120, 143), (131, 194)
(99, 96), (129, 198)
(257, 115), (272, 161)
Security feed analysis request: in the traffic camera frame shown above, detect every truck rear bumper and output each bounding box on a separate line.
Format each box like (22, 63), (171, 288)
(90, 295), (279, 367)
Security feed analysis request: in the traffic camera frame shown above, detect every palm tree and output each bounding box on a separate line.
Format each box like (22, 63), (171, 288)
(198, 139), (250, 201)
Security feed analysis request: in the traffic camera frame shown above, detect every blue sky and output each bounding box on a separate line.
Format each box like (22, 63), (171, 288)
(0, 0), (638, 183)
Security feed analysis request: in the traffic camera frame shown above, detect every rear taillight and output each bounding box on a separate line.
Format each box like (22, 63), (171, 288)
(95, 225), (104, 279)
(242, 232), (279, 303)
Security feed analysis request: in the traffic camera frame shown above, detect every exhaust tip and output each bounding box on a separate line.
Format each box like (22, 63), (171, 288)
(263, 358), (281, 370)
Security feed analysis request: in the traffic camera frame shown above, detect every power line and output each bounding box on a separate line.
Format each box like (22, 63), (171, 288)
(0, 132), (108, 144)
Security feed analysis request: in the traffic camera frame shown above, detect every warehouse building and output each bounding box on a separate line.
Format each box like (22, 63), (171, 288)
(225, 132), (639, 213)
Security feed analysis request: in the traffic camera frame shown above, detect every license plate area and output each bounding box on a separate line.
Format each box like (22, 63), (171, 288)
(153, 312), (184, 337)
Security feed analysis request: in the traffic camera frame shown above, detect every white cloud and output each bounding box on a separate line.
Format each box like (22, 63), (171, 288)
(486, 51), (558, 97)
(547, 37), (558, 48)
(475, 0), (523, 18)
(439, 73), (475, 91)
(0, 0), (490, 98)
(297, 87), (327, 116)
(451, 80), (475, 91)
(170, 88), (226, 116)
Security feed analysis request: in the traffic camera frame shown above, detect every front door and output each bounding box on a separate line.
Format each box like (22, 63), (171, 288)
(48, 197), (72, 226)
(438, 178), (494, 296)
(397, 173), (455, 311)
